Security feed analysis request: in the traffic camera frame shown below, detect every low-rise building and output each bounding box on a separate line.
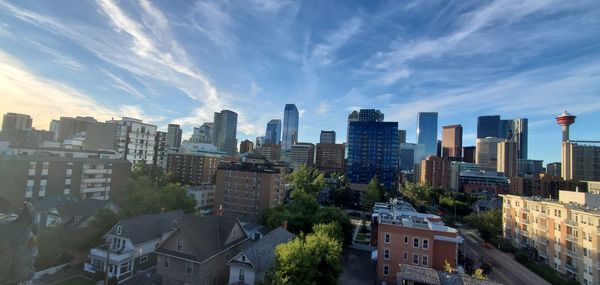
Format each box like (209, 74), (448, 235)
(509, 173), (577, 198)
(502, 191), (600, 284)
(187, 184), (216, 210)
(32, 194), (119, 229)
(371, 199), (464, 284)
(459, 170), (508, 197)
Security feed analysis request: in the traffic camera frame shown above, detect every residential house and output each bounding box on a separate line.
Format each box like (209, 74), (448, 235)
(227, 226), (294, 285)
(32, 194), (119, 228)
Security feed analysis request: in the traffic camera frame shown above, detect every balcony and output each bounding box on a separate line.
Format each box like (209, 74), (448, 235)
(564, 262), (577, 273)
(565, 219), (578, 227)
(566, 234), (578, 242)
(538, 250), (548, 259)
(566, 248), (578, 258)
(89, 245), (134, 263)
(82, 177), (108, 184)
(538, 224), (548, 232)
(81, 187), (109, 194)
(538, 238), (548, 245)
(84, 168), (109, 174)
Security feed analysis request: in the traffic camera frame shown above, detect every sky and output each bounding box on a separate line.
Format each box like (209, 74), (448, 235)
(0, 0), (599, 164)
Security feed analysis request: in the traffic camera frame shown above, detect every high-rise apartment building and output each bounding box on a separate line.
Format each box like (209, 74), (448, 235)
(517, 159), (544, 176)
(462, 146), (476, 163)
(265, 119), (282, 145)
(547, 162), (562, 177)
(166, 124), (182, 150)
(49, 119), (60, 141)
(418, 156), (451, 189)
(477, 116), (528, 159)
(214, 155), (286, 218)
(58, 116), (97, 142)
(416, 112), (438, 156)
(2, 113), (32, 131)
(398, 130), (407, 144)
(508, 173), (576, 198)
(347, 113), (398, 191)
(290, 142), (315, 170)
(497, 141), (518, 178)
(190, 122), (213, 144)
(441, 124), (462, 159)
(166, 142), (223, 186)
(562, 142), (600, 181)
(476, 137), (503, 171)
(399, 143), (426, 172)
(347, 111), (359, 144)
(212, 110), (238, 155)
(255, 144), (281, 161)
(358, 109), (384, 122)
(319, 130), (336, 144)
(371, 200), (463, 284)
(282, 104), (299, 151)
(108, 117), (157, 166)
(502, 191), (600, 284)
(153, 131), (167, 169)
(239, 139), (254, 154)
(315, 143), (345, 174)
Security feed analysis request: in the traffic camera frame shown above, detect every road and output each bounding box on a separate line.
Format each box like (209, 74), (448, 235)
(461, 229), (550, 285)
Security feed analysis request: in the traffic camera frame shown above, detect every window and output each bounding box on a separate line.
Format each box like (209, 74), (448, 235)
(239, 269), (245, 281)
(413, 238), (419, 248)
(163, 256), (170, 268)
(384, 233), (390, 244)
(383, 265), (389, 276)
(413, 254), (419, 265)
(176, 238), (183, 252)
(422, 255), (428, 266)
(422, 239), (429, 249)
(403, 251), (407, 260)
(140, 255), (148, 263)
(116, 225), (122, 235)
(241, 254), (246, 262)
(384, 249), (390, 260)
(404, 235), (408, 244)
(186, 261), (193, 274)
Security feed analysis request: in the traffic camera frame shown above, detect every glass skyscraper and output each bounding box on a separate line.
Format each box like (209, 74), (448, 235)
(477, 115), (528, 159)
(347, 113), (399, 191)
(417, 112), (438, 156)
(282, 104), (299, 151)
(212, 110), (238, 155)
(265, 119), (282, 145)
(477, 115), (501, 138)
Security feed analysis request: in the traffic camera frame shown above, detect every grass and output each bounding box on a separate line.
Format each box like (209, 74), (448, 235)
(355, 232), (370, 244)
(516, 259), (579, 285)
(55, 276), (96, 285)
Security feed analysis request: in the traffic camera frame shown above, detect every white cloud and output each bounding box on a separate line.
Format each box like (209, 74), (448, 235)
(250, 81), (262, 97)
(315, 101), (330, 115)
(311, 17), (363, 66)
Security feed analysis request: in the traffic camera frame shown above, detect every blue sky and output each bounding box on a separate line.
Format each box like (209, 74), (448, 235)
(1, 0), (599, 164)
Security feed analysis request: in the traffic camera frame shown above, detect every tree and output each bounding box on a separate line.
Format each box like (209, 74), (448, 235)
(274, 231), (342, 285)
(313, 223), (343, 244)
(314, 208), (353, 245)
(472, 268), (486, 279)
(464, 209), (502, 241)
(443, 259), (454, 273)
(287, 165), (324, 194)
(364, 176), (385, 210)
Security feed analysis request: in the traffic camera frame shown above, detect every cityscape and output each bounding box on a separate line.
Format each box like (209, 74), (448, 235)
(1, 1), (600, 285)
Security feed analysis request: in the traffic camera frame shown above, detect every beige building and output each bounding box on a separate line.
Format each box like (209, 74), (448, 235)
(562, 142), (600, 181)
(497, 141), (518, 178)
(476, 137), (503, 171)
(418, 156), (451, 189)
(502, 191), (600, 284)
(441, 124), (462, 159)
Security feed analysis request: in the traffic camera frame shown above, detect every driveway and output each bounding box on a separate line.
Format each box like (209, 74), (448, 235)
(461, 229), (550, 285)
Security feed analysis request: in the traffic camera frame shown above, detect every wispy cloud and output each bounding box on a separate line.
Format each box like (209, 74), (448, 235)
(310, 17), (363, 66)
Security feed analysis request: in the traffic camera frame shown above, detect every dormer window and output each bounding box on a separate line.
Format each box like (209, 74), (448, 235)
(176, 238), (183, 252)
(116, 225), (122, 235)
(241, 255), (246, 262)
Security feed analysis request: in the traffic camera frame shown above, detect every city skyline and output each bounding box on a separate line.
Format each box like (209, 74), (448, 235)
(1, 1), (600, 164)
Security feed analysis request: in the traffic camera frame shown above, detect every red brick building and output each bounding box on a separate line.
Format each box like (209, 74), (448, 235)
(315, 143), (345, 174)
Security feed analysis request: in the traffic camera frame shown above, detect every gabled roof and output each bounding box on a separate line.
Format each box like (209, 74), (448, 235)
(32, 194), (79, 212)
(55, 199), (116, 218)
(108, 210), (191, 245)
(156, 215), (248, 262)
(230, 226), (294, 271)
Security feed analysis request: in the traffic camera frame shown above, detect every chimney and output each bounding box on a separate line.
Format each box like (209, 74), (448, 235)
(281, 220), (288, 230)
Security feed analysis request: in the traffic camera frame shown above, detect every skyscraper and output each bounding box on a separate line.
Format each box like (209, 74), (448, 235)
(462, 146), (476, 163)
(497, 141), (518, 177)
(477, 115), (501, 138)
(475, 137), (503, 171)
(239, 139), (254, 154)
(190, 122), (213, 144)
(417, 112), (438, 156)
(265, 119), (282, 145)
(2, 113), (32, 131)
(358, 109), (384, 122)
(399, 143), (426, 172)
(319, 130), (336, 144)
(398, 130), (407, 144)
(282, 104), (299, 151)
(442, 124), (462, 159)
(166, 124), (182, 150)
(504, 118), (528, 159)
(346, 111), (359, 144)
(212, 110), (238, 155)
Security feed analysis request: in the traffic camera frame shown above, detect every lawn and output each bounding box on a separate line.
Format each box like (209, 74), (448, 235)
(55, 276), (96, 285)
(355, 232), (370, 244)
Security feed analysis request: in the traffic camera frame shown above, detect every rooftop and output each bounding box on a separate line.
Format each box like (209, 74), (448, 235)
(502, 191), (600, 215)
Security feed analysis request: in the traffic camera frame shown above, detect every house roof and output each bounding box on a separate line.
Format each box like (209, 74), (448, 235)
(31, 194), (79, 213)
(108, 210), (190, 245)
(232, 226), (294, 271)
(55, 199), (115, 218)
(156, 215), (248, 262)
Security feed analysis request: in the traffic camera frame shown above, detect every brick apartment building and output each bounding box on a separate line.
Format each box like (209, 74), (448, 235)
(315, 143), (345, 174)
(166, 148), (222, 186)
(418, 156), (451, 189)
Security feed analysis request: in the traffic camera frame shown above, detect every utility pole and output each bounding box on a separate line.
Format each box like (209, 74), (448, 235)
(104, 238), (111, 285)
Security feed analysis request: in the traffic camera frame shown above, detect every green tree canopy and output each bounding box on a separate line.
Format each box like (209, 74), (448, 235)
(464, 209), (502, 241)
(364, 175), (385, 210)
(287, 165), (324, 194)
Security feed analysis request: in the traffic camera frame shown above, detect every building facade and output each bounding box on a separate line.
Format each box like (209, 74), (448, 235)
(153, 131), (167, 169)
(315, 143), (345, 174)
(562, 142), (600, 181)
(289, 142), (315, 170)
(508, 173), (577, 198)
(517, 159), (544, 176)
(319, 130), (336, 144)
(109, 117), (157, 166)
(418, 156), (451, 189)
(476, 137), (503, 171)
(166, 143), (223, 186)
(282, 104), (299, 151)
(462, 146), (476, 163)
(547, 162), (562, 177)
(265, 119), (282, 145)
(417, 112), (438, 156)
(166, 124), (182, 150)
(239, 139), (254, 154)
(477, 115), (501, 139)
(497, 141), (518, 178)
(254, 144), (281, 161)
(399, 143), (426, 172)
(441, 124), (462, 159)
(190, 123), (213, 144)
(212, 110), (238, 155)
(2, 113), (32, 131)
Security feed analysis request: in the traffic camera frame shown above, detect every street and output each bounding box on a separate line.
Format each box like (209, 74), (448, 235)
(461, 229), (550, 285)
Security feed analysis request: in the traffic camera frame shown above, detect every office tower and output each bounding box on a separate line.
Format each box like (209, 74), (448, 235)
(371, 200), (462, 284)
(316, 143), (345, 174)
(416, 112), (438, 156)
(562, 142), (600, 181)
(290, 143), (315, 170)
(497, 141), (518, 177)
(108, 117), (157, 165)
(546, 162), (561, 177)
(347, 111), (359, 143)
(0, 147), (131, 207)
(504, 118), (528, 159)
(462, 146), (476, 163)
(418, 156), (451, 189)
(442, 125), (462, 159)
(449, 162), (481, 191)
(265, 119), (282, 145)
(190, 122), (214, 144)
(282, 104), (299, 151)
(517, 159), (544, 176)
(347, 114), (398, 191)
(49, 119), (60, 141)
(399, 143), (426, 172)
(166, 142), (223, 186)
(166, 124), (182, 150)
(153, 131), (167, 169)
(239, 139), (254, 154)
(320, 130), (336, 144)
(398, 130), (407, 144)
(215, 154), (286, 218)
(212, 110), (238, 155)
(255, 136), (266, 148)
(477, 115), (501, 138)
(2, 113), (32, 131)
(502, 192), (600, 285)
(57, 116), (97, 141)
(358, 109), (384, 122)
(475, 137), (503, 171)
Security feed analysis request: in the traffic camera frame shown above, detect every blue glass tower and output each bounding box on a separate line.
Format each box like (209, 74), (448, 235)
(265, 119), (281, 145)
(282, 104), (299, 151)
(347, 116), (399, 191)
(477, 115), (501, 138)
(417, 112), (438, 156)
